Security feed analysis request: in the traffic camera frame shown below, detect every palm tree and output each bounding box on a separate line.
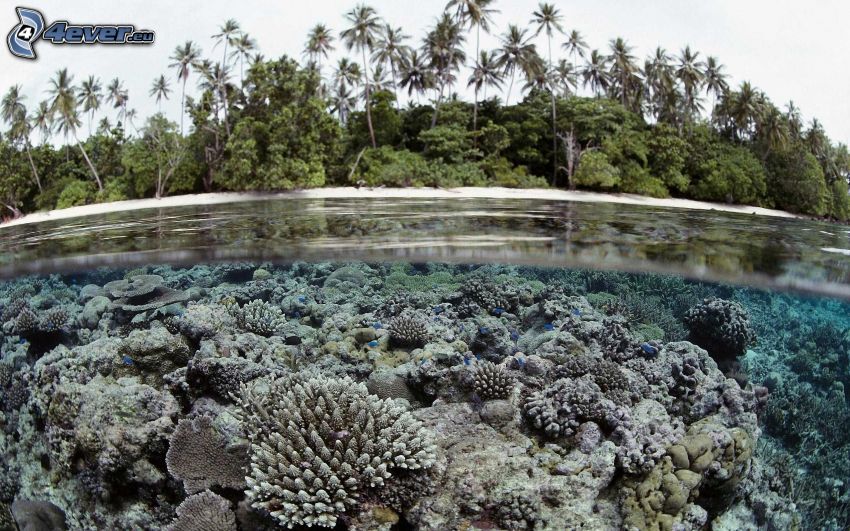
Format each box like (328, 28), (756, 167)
(149, 75), (171, 112)
(47, 69), (102, 190)
(468, 50), (502, 133)
(676, 46), (705, 123)
(105, 77), (129, 124)
(562, 30), (588, 67)
(553, 59), (578, 97)
(644, 47), (675, 123)
(330, 85), (357, 124)
(532, 2), (564, 183)
(334, 57), (362, 93)
(2, 85), (41, 191)
(607, 37), (641, 112)
(30, 100), (52, 145)
(703, 56), (728, 110)
(447, 0), (498, 73)
(169, 40), (202, 134)
(398, 50), (433, 103)
(229, 32), (256, 84)
(581, 49), (610, 96)
(77, 76), (102, 136)
(757, 104), (789, 157)
(421, 12), (466, 126)
(305, 23), (335, 89)
(372, 24), (411, 107)
(497, 24), (537, 104)
(341, 4), (382, 148)
(211, 19), (240, 125)
(785, 101), (803, 140)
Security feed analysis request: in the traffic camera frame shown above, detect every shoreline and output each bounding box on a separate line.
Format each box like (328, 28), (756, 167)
(0, 187), (800, 228)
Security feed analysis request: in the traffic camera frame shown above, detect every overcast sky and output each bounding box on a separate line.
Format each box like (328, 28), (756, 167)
(2, 0), (849, 145)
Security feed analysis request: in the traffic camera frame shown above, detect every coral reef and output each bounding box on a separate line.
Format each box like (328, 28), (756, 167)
(684, 297), (756, 365)
(166, 415), (248, 494)
(473, 361), (515, 400)
(387, 312), (429, 348)
(166, 490), (236, 531)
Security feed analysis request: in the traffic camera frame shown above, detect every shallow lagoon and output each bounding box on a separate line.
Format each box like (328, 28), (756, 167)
(0, 197), (848, 530)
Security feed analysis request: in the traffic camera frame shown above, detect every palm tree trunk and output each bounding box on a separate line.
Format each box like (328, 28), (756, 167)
(75, 136), (102, 191)
(23, 141), (42, 192)
(473, 86), (479, 140)
(549, 37), (558, 186)
(362, 47), (376, 148)
(180, 77), (187, 135)
(391, 63), (399, 110)
(506, 68), (515, 105)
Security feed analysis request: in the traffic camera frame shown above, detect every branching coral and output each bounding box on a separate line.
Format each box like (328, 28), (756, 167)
(684, 298), (755, 363)
(231, 299), (285, 337)
(388, 312), (429, 348)
(237, 374), (436, 528)
(473, 361), (515, 400)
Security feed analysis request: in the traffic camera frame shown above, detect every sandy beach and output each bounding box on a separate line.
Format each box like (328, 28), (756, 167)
(0, 187), (799, 228)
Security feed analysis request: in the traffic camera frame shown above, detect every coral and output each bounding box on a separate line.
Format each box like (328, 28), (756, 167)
(612, 400), (685, 475)
(166, 491), (237, 531)
(0, 298), (29, 323)
(388, 312), (429, 348)
(166, 415), (249, 494)
(459, 275), (518, 314)
(473, 361), (515, 400)
(103, 274), (188, 314)
(523, 376), (629, 438)
(118, 327), (192, 381)
(493, 493), (540, 531)
(237, 374), (436, 528)
(684, 298), (755, 363)
(12, 307), (39, 335)
(231, 299), (285, 337)
(38, 307), (69, 333)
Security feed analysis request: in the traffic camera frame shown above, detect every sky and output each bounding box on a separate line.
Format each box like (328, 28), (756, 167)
(1, 0), (849, 145)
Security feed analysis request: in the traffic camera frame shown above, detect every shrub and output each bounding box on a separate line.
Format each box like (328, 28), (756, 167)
(55, 180), (96, 209)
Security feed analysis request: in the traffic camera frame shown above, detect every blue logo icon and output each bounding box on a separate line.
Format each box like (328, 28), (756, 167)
(7, 7), (155, 60)
(7, 7), (44, 59)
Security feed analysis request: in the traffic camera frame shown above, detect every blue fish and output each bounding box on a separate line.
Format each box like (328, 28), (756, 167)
(544, 323), (554, 331)
(479, 326), (490, 335)
(297, 296), (306, 303)
(640, 343), (659, 357)
(510, 330), (520, 341)
(463, 355), (472, 366)
(19, 338), (27, 345)
(433, 306), (444, 314)
(572, 308), (582, 316)
(492, 307), (504, 316)
(515, 355), (526, 367)
(372, 322), (383, 329)
(367, 340), (379, 348)
(122, 355), (134, 366)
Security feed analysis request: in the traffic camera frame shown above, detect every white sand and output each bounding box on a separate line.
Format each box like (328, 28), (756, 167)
(0, 187), (799, 229)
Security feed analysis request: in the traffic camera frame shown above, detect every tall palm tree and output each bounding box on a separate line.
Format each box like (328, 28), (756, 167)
(149, 75), (171, 112)
(468, 50), (502, 133)
(305, 23), (335, 90)
(532, 2), (564, 183)
(77, 76), (102, 136)
(785, 100), (803, 140)
(676, 46), (705, 123)
(169, 40), (201, 135)
(30, 100), (52, 145)
(372, 24), (411, 107)
(421, 12), (466, 126)
(497, 24), (537, 104)
(398, 50), (433, 103)
(644, 47), (675, 122)
(105, 77), (129, 124)
(447, 0), (498, 73)
(330, 85), (357, 124)
(581, 49), (610, 97)
(702, 56), (728, 110)
(2, 85), (41, 191)
(211, 19), (240, 125)
(757, 104), (789, 156)
(48, 69), (102, 190)
(562, 30), (588, 68)
(334, 57), (362, 93)
(229, 32), (256, 85)
(607, 37), (641, 112)
(341, 4), (382, 147)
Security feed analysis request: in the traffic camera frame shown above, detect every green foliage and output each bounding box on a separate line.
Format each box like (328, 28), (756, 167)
(574, 151), (620, 189)
(348, 90), (401, 148)
(648, 124), (690, 193)
(419, 125), (477, 163)
(690, 144), (767, 205)
(767, 147), (829, 216)
(827, 179), (850, 221)
(354, 146), (487, 188)
(55, 180), (96, 209)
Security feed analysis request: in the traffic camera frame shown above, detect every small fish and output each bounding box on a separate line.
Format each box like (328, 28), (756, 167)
(544, 323), (554, 331)
(433, 306), (444, 314)
(479, 326), (490, 335)
(293, 311), (301, 318)
(640, 343), (659, 357)
(372, 322), (383, 329)
(297, 296), (306, 303)
(367, 340), (379, 348)
(122, 355), (134, 366)
(510, 330), (520, 342)
(514, 354), (526, 367)
(463, 356), (472, 366)
(572, 308), (582, 316)
(18, 338), (27, 345)
(492, 307), (504, 316)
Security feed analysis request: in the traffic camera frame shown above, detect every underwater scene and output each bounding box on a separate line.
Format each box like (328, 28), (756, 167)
(0, 261), (848, 530)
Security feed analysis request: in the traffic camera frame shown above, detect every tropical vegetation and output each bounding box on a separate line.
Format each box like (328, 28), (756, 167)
(2, 1), (849, 221)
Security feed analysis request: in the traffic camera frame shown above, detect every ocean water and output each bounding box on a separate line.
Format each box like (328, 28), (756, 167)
(0, 198), (848, 530)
